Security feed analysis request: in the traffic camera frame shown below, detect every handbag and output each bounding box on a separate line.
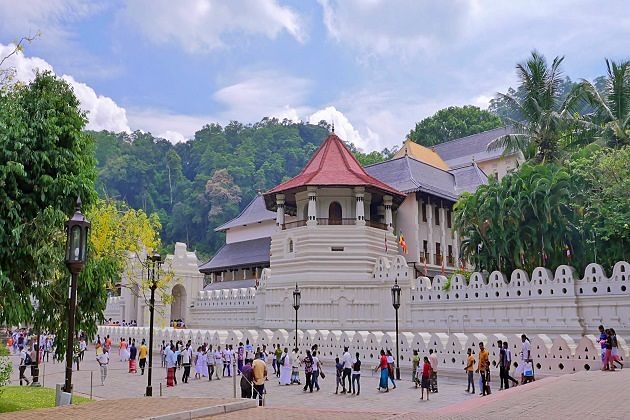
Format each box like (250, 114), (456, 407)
(320, 370), (326, 379)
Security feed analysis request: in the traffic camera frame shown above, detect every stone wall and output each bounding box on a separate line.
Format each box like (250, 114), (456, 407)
(97, 325), (627, 377)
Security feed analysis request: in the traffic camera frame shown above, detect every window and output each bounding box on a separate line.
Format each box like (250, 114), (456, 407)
(494, 172), (499, 181)
(434, 206), (440, 225)
(422, 203), (427, 222)
(288, 239), (294, 253)
(328, 202), (342, 225)
(423, 240), (428, 252)
(448, 245), (453, 257)
(436, 242), (441, 255)
(447, 209), (452, 228)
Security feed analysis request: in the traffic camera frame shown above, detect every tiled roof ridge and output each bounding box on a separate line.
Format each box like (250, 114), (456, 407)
(432, 126), (510, 149)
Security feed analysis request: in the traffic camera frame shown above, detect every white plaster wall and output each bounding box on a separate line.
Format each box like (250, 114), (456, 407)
(225, 221), (276, 244)
(478, 154), (522, 180)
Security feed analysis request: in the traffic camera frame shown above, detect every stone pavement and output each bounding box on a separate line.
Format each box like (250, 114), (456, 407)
(8, 351), (630, 419)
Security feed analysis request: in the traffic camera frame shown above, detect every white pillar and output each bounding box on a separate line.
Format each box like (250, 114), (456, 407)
(440, 206), (447, 266)
(354, 187), (365, 226)
(221, 271), (224, 282)
(384, 195), (393, 231)
(276, 193), (285, 230)
(427, 200), (434, 263)
(307, 186), (318, 227)
(454, 230), (460, 268)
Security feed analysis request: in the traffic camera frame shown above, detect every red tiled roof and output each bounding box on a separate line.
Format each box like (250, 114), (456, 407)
(266, 133), (404, 198)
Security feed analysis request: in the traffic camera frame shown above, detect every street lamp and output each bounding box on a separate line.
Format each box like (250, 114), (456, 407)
(63, 197), (90, 394)
(145, 251), (162, 397)
(292, 283), (301, 351)
(391, 278), (401, 380)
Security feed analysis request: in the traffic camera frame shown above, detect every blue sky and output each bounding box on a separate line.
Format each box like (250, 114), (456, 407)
(1, 0), (629, 151)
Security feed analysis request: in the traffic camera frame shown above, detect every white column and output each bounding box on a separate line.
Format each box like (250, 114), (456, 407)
(427, 200), (434, 263)
(440, 206), (447, 265)
(454, 230), (460, 269)
(221, 271), (224, 282)
(354, 187), (365, 226)
(307, 186), (318, 227)
(384, 195), (393, 231)
(276, 193), (285, 230)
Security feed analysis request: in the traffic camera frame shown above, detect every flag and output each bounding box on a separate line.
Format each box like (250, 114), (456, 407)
(399, 231), (408, 254)
(423, 256), (428, 276)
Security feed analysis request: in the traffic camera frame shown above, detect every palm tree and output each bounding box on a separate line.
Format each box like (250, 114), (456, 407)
(573, 59), (630, 148)
(488, 51), (578, 162)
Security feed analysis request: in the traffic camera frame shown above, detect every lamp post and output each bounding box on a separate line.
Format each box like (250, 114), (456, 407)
(63, 197), (90, 394)
(292, 283), (301, 351)
(145, 251), (162, 397)
(391, 278), (401, 380)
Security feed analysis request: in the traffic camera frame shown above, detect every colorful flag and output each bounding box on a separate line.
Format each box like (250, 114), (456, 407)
(398, 231), (408, 254)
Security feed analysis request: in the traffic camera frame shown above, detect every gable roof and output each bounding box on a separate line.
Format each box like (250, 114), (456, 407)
(431, 126), (515, 168)
(198, 237), (271, 273)
(215, 195), (276, 232)
(366, 155), (488, 201)
(265, 132), (404, 199)
(392, 139), (450, 170)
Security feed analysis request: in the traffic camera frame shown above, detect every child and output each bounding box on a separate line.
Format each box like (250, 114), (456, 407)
(335, 357), (344, 394)
(420, 356), (431, 400)
(523, 360), (535, 384)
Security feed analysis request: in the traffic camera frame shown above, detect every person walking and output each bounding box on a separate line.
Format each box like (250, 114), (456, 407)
(165, 344), (178, 387)
(240, 359), (254, 398)
(375, 349), (389, 392)
(610, 328), (624, 369)
(279, 347), (291, 385)
(428, 349), (438, 393)
(311, 350), (321, 391)
(420, 356), (431, 400)
(291, 348), (301, 385)
(181, 343), (192, 383)
(412, 350), (420, 388)
(252, 352), (268, 406)
(128, 340), (138, 373)
(207, 345), (215, 380)
(237, 342), (245, 375)
(497, 340), (506, 390)
(223, 345), (233, 377)
(502, 342), (518, 388)
(386, 349), (397, 390)
(598, 325), (607, 368)
(97, 348), (109, 385)
(335, 357), (344, 394)
(274, 345), (283, 378)
(465, 347), (475, 393)
(18, 346), (31, 386)
(477, 342), (490, 396)
(271, 344), (278, 376)
(603, 329), (614, 371)
(518, 334), (531, 383)
(79, 337), (87, 361)
(341, 346), (352, 394)
(139, 339), (148, 375)
(213, 346), (223, 380)
(302, 349), (314, 392)
(351, 352), (361, 395)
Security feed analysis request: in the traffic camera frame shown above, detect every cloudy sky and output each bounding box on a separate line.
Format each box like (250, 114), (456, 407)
(1, 0), (628, 151)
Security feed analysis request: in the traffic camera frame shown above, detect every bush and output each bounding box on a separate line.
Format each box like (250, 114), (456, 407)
(0, 346), (12, 395)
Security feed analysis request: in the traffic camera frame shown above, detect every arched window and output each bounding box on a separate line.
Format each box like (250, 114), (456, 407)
(328, 202), (342, 225)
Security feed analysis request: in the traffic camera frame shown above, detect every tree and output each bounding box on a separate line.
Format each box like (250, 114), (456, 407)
(0, 71), (96, 326)
(488, 51), (580, 162)
(408, 105), (503, 147)
(573, 59), (630, 148)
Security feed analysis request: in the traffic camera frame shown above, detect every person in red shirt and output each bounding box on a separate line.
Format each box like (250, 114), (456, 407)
(421, 356), (431, 400)
(375, 349), (390, 392)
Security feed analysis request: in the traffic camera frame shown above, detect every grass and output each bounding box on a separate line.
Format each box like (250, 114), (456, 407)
(0, 386), (91, 413)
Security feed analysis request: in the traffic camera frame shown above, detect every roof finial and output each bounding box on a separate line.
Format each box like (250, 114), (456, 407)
(331, 121), (335, 133)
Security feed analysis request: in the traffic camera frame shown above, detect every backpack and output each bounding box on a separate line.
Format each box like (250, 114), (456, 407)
(24, 353), (32, 365)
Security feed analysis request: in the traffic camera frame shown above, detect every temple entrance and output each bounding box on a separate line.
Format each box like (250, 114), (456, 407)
(328, 202), (342, 225)
(170, 284), (187, 325)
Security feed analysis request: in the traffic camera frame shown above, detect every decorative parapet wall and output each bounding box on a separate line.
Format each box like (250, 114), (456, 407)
(409, 261), (630, 336)
(97, 326), (627, 377)
(189, 286), (258, 328)
(104, 296), (123, 321)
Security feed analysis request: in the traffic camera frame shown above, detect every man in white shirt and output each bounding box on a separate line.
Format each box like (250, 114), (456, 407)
(223, 345), (233, 377)
(207, 344), (215, 381)
(429, 349), (439, 393)
(97, 349), (110, 385)
(341, 346), (352, 393)
(214, 346), (223, 380)
(181, 343), (192, 383)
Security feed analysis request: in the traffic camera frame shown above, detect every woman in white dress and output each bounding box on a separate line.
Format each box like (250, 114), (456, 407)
(279, 347), (292, 385)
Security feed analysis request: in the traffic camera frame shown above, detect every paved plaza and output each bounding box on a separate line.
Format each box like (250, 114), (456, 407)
(6, 350), (630, 419)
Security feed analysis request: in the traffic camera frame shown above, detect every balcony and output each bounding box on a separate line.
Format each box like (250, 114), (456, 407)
(281, 218), (388, 231)
(434, 254), (443, 266)
(419, 252), (430, 263)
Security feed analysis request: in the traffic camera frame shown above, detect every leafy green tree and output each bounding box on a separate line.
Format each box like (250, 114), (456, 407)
(487, 51), (580, 162)
(408, 105), (503, 147)
(573, 59), (630, 148)
(0, 71), (96, 326)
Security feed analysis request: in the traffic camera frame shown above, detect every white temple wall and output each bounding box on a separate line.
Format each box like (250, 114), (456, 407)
(226, 221), (275, 244)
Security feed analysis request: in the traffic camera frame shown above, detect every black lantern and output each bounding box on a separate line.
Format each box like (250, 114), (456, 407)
(391, 278), (401, 310)
(293, 283), (301, 311)
(65, 197), (90, 273)
(293, 283), (301, 351)
(391, 278), (401, 380)
(63, 196), (90, 394)
(146, 251), (163, 397)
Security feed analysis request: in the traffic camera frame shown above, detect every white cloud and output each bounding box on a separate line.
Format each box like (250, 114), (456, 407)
(0, 43), (130, 132)
(157, 130), (187, 144)
(122, 0), (305, 53)
(213, 71), (312, 122)
(308, 106), (373, 150)
(126, 107), (212, 143)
